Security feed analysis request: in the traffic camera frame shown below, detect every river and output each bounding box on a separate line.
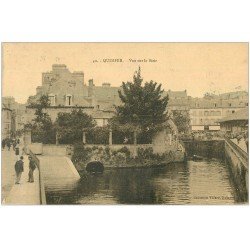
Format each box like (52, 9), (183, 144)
(44, 158), (241, 205)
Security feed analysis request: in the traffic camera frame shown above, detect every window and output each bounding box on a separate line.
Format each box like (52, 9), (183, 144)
(214, 103), (217, 107)
(66, 94), (73, 106)
(229, 103), (232, 107)
(48, 94), (56, 106)
(232, 110), (235, 114)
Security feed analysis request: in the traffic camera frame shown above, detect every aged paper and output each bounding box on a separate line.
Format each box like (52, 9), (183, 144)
(1, 43), (248, 205)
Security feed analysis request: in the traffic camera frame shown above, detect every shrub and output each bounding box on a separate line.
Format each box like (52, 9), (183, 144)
(116, 146), (131, 159)
(113, 152), (127, 166)
(137, 147), (154, 160)
(72, 142), (92, 165)
(86, 127), (109, 144)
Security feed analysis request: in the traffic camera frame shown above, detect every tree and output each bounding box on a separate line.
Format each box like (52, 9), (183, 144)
(112, 67), (169, 142)
(172, 110), (190, 134)
(55, 109), (96, 144)
(29, 95), (55, 144)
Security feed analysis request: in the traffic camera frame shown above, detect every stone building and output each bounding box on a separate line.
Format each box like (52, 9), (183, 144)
(189, 91), (248, 131)
(165, 90), (191, 112)
(2, 96), (26, 133)
(218, 108), (248, 134)
(26, 64), (121, 126)
(2, 104), (12, 139)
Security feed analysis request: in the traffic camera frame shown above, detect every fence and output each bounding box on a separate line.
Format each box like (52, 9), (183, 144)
(29, 150), (47, 205)
(226, 138), (248, 166)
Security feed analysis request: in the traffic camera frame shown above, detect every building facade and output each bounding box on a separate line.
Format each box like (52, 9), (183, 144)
(26, 64), (121, 126)
(2, 104), (12, 139)
(189, 91), (248, 131)
(2, 96), (26, 133)
(218, 108), (248, 134)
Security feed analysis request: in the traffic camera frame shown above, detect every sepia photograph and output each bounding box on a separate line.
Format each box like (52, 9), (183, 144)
(1, 42), (249, 205)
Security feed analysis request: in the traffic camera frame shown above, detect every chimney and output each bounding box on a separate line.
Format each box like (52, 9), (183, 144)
(88, 79), (94, 97)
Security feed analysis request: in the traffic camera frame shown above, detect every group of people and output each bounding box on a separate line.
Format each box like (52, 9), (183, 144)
(2, 137), (36, 185)
(2, 138), (21, 156)
(14, 155), (36, 185)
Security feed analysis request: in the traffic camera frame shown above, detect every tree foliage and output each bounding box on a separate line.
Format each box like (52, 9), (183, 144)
(29, 95), (55, 144)
(172, 110), (190, 133)
(55, 109), (96, 144)
(115, 67), (168, 130)
(111, 67), (169, 143)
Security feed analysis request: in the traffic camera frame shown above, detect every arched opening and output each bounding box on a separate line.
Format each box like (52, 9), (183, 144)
(86, 161), (104, 173)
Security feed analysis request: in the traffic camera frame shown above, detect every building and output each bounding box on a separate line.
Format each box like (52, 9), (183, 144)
(165, 90), (190, 112)
(218, 108), (248, 133)
(9, 64), (249, 132)
(2, 96), (26, 133)
(189, 91), (248, 131)
(2, 104), (12, 139)
(26, 64), (122, 126)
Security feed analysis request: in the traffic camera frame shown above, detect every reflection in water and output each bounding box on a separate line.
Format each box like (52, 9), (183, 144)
(45, 159), (238, 205)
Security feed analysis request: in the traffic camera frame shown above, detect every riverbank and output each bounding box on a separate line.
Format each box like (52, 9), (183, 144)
(73, 145), (185, 171)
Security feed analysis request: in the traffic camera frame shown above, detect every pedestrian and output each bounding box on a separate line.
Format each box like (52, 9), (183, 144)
(6, 140), (11, 151)
(28, 156), (36, 183)
(12, 139), (17, 151)
(14, 156), (24, 184)
(15, 141), (20, 160)
(2, 139), (6, 150)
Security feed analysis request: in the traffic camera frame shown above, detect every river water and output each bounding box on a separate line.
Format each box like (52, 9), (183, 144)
(45, 159), (240, 205)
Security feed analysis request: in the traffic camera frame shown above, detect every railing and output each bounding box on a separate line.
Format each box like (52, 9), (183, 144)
(29, 150), (47, 205)
(226, 138), (248, 165)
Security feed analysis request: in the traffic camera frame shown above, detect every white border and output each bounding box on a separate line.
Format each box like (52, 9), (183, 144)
(1, 1), (250, 250)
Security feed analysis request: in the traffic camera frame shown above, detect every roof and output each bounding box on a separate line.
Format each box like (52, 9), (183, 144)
(218, 108), (249, 123)
(166, 90), (187, 98)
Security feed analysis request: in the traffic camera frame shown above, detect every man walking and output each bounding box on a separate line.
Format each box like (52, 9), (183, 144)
(28, 156), (36, 183)
(14, 156), (24, 184)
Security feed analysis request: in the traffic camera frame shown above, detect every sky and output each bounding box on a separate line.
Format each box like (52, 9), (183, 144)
(2, 43), (248, 104)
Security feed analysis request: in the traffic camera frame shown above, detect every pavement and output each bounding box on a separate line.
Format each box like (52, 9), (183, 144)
(1, 149), (17, 201)
(2, 151), (40, 205)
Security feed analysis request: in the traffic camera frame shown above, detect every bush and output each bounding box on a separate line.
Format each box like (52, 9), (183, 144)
(86, 127), (109, 144)
(71, 142), (92, 165)
(137, 147), (154, 160)
(116, 146), (131, 159)
(31, 127), (56, 144)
